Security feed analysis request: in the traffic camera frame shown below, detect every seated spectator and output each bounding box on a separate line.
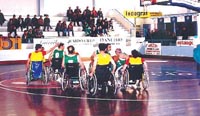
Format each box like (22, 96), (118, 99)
(24, 14), (32, 30)
(108, 18), (114, 31)
(97, 26), (103, 36)
(90, 26), (98, 37)
(31, 15), (38, 29)
(27, 29), (34, 43)
(68, 21), (74, 36)
(33, 26), (44, 38)
(22, 30), (28, 43)
(37, 15), (44, 29)
(17, 15), (24, 32)
(55, 20), (62, 37)
(82, 22), (91, 36)
(61, 21), (68, 36)
(43, 14), (52, 31)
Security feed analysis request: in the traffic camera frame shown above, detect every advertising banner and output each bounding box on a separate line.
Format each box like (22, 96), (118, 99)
(0, 37), (22, 50)
(145, 43), (161, 55)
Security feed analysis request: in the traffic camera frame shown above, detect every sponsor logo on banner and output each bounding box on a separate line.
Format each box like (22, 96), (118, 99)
(176, 40), (193, 46)
(123, 10), (162, 18)
(33, 37), (129, 57)
(145, 43), (161, 55)
(0, 37), (22, 50)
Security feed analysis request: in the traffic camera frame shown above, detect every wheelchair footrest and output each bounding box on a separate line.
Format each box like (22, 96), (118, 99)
(71, 77), (79, 84)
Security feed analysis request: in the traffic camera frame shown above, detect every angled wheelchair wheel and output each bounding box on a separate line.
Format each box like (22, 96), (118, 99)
(88, 74), (97, 96)
(141, 71), (149, 90)
(42, 68), (48, 85)
(122, 68), (129, 88)
(26, 70), (31, 86)
(107, 73), (117, 95)
(114, 66), (123, 87)
(79, 68), (88, 91)
(47, 67), (55, 82)
(61, 72), (70, 91)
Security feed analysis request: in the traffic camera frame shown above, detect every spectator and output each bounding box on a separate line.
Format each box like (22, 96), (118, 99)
(22, 30), (28, 43)
(43, 14), (52, 31)
(108, 18), (114, 31)
(31, 15), (38, 29)
(136, 31), (141, 37)
(55, 20), (62, 37)
(24, 14), (32, 30)
(68, 21), (74, 36)
(17, 15), (24, 31)
(97, 8), (103, 19)
(97, 26), (103, 36)
(27, 29), (34, 42)
(33, 26), (44, 38)
(61, 21), (68, 36)
(0, 10), (6, 26)
(181, 27), (188, 40)
(83, 6), (91, 22)
(66, 7), (73, 21)
(91, 7), (98, 18)
(90, 26), (98, 37)
(74, 6), (81, 26)
(7, 19), (17, 37)
(37, 15), (44, 28)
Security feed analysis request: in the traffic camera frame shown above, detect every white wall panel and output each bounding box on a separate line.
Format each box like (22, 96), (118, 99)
(0, 0), (38, 15)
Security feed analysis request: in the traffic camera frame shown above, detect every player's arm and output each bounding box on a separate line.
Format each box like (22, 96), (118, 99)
(110, 57), (116, 74)
(45, 43), (59, 54)
(90, 55), (97, 76)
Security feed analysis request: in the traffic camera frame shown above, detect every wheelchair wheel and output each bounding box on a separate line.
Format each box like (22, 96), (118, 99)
(42, 68), (48, 85)
(47, 67), (55, 82)
(88, 74), (97, 96)
(61, 73), (70, 91)
(79, 68), (87, 91)
(141, 71), (149, 90)
(26, 70), (31, 86)
(114, 66), (123, 87)
(122, 68), (129, 88)
(107, 73), (117, 95)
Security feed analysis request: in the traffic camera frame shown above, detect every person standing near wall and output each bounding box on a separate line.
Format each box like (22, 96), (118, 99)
(0, 10), (6, 26)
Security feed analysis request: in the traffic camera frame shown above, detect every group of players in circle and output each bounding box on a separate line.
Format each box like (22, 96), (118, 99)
(26, 42), (147, 91)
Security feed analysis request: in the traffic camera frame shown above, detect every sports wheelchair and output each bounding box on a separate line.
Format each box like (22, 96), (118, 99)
(46, 58), (63, 83)
(89, 65), (117, 96)
(26, 61), (48, 85)
(61, 63), (97, 93)
(114, 65), (149, 90)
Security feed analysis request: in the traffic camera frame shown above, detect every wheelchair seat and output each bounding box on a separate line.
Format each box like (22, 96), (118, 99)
(31, 61), (43, 79)
(65, 63), (79, 77)
(51, 58), (63, 72)
(128, 64), (144, 81)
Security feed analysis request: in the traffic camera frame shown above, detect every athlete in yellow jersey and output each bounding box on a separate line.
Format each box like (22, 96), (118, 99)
(26, 43), (59, 80)
(122, 49), (146, 87)
(90, 43), (116, 85)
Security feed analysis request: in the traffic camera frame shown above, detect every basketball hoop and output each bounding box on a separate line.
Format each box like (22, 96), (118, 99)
(143, 1), (152, 6)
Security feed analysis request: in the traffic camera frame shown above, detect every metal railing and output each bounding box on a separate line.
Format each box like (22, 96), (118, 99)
(106, 9), (136, 37)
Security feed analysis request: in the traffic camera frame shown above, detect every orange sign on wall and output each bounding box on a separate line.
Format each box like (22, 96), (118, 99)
(0, 37), (22, 50)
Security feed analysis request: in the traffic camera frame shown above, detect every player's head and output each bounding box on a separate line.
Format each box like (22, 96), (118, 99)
(98, 43), (107, 51)
(115, 48), (122, 55)
(106, 43), (111, 52)
(35, 44), (42, 51)
(58, 43), (64, 50)
(67, 45), (75, 54)
(131, 49), (142, 58)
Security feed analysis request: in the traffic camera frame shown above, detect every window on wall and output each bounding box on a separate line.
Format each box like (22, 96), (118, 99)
(176, 22), (197, 36)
